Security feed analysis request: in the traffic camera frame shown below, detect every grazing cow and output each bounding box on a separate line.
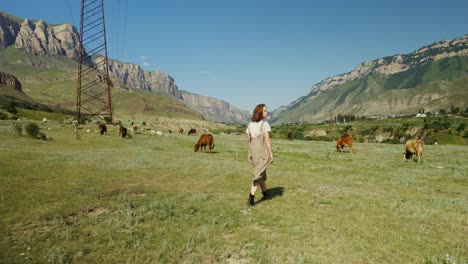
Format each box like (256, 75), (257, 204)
(98, 123), (107, 135)
(402, 139), (424, 162)
(287, 132), (293, 140)
(194, 134), (214, 153)
(336, 134), (353, 153)
(178, 128), (184, 134)
(188, 128), (197, 135)
(119, 125), (128, 138)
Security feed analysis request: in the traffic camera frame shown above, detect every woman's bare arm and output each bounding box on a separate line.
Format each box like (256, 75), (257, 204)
(264, 132), (273, 162)
(247, 134), (253, 164)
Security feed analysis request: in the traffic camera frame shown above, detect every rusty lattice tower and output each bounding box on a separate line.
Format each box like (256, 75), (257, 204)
(76, 0), (113, 123)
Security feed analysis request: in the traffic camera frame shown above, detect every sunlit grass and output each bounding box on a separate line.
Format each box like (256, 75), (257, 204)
(0, 119), (466, 263)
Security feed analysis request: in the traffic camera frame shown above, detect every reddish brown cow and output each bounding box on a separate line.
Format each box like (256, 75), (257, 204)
(178, 128), (184, 134)
(194, 134), (215, 153)
(402, 138), (424, 162)
(287, 132), (293, 140)
(336, 134), (353, 153)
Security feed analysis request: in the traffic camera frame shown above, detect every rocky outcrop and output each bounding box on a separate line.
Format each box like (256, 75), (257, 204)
(181, 91), (250, 124)
(0, 12), (21, 48)
(0, 71), (22, 91)
(14, 18), (80, 59)
(93, 57), (183, 100)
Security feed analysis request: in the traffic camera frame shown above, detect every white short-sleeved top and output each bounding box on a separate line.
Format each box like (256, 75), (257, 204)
(246, 120), (271, 138)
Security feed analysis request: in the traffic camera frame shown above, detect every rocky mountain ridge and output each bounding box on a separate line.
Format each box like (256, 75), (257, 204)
(309, 35), (467, 96)
(0, 10), (249, 124)
(0, 11), (81, 59)
(93, 56), (183, 100)
(272, 34), (468, 122)
(181, 91), (250, 124)
(15, 19), (81, 59)
(0, 12), (20, 48)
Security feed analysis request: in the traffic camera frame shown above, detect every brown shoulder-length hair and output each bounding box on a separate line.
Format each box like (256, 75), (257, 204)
(251, 104), (266, 122)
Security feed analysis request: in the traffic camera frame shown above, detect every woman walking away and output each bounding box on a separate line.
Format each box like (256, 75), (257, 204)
(246, 104), (274, 206)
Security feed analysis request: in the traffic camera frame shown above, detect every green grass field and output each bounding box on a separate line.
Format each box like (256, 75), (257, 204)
(0, 119), (467, 263)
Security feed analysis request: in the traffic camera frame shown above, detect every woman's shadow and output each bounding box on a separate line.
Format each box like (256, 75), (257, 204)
(255, 186), (284, 205)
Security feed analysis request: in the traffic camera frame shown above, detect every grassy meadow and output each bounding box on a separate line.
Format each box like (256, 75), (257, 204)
(0, 119), (467, 263)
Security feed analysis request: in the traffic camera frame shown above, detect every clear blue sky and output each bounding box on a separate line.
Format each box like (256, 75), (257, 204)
(1, 0), (467, 111)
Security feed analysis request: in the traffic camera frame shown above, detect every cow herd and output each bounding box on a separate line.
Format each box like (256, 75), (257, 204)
(334, 133), (425, 162)
(333, 133), (424, 162)
(91, 122), (215, 153)
(81, 122), (426, 161)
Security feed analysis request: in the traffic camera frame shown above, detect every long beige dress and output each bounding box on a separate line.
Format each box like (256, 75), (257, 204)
(248, 121), (272, 184)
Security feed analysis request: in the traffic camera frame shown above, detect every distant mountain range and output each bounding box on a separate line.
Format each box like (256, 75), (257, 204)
(2, 10), (466, 125)
(0, 11), (249, 124)
(271, 34), (468, 124)
(180, 90), (250, 124)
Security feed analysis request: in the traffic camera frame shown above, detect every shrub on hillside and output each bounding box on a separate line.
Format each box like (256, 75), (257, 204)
(2, 102), (18, 114)
(292, 130), (305, 140)
(25, 122), (40, 138)
(12, 122), (23, 136)
(382, 127), (394, 133)
(339, 125), (352, 134)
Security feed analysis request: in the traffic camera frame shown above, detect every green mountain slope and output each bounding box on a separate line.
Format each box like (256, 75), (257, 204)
(272, 55), (468, 124)
(0, 47), (204, 120)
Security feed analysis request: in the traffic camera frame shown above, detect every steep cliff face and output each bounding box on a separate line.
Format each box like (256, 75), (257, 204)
(94, 57), (183, 100)
(0, 12), (21, 48)
(14, 19), (80, 59)
(181, 91), (250, 124)
(272, 35), (468, 123)
(94, 57), (248, 123)
(0, 71), (22, 91)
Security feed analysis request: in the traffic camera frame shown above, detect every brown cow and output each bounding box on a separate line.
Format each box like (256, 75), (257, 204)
(402, 138), (424, 162)
(287, 132), (293, 140)
(194, 134), (214, 153)
(98, 123), (107, 135)
(178, 128), (184, 134)
(188, 128), (197, 135)
(119, 125), (128, 138)
(336, 134), (353, 153)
